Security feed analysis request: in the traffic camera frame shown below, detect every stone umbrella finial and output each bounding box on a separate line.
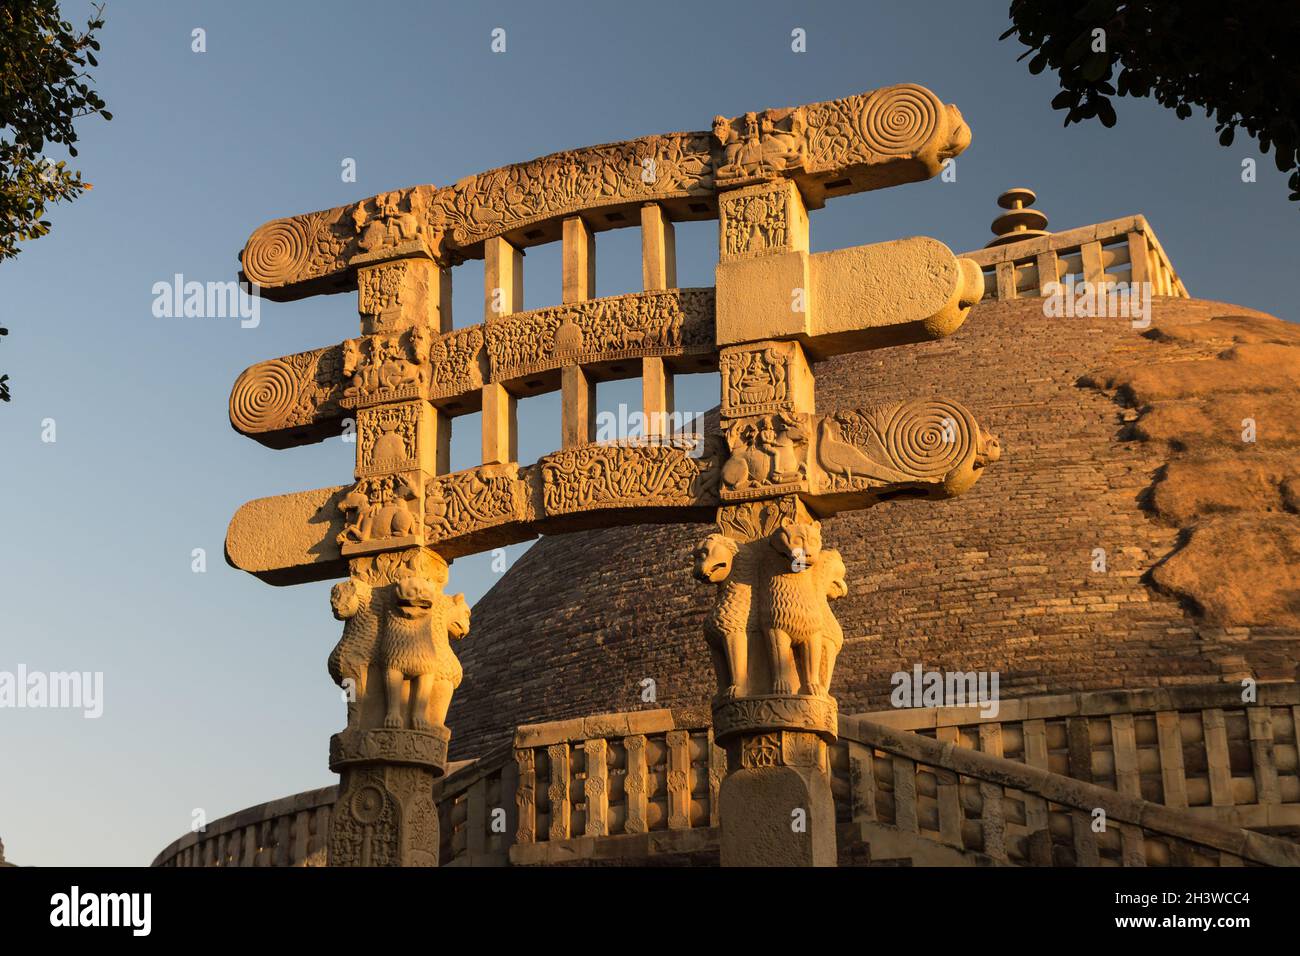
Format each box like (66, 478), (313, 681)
(985, 187), (1050, 247)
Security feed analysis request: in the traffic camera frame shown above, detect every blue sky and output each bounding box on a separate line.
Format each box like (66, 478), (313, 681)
(1, 0), (1295, 866)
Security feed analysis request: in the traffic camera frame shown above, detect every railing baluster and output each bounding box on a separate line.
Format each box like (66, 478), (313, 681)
(1080, 240), (1105, 286)
(935, 727), (963, 848)
(1247, 708), (1280, 805)
(624, 733), (649, 834)
(979, 781), (1008, 862)
(847, 741), (878, 824)
(666, 730), (691, 830)
(1110, 713), (1145, 865)
(514, 748), (536, 845)
(467, 777), (488, 854)
(995, 261), (1017, 300)
(585, 738), (609, 836)
(1202, 709), (1233, 807)
(1022, 718), (1053, 865)
(892, 757), (918, 833)
(1126, 232), (1149, 287)
(1035, 250), (1059, 293)
(707, 729), (725, 828)
(547, 742), (571, 841)
(1156, 710), (1188, 808)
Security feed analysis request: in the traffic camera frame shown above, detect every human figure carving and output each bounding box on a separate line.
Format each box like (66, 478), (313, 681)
(692, 533), (752, 701)
(378, 574), (471, 730)
(756, 414), (808, 483)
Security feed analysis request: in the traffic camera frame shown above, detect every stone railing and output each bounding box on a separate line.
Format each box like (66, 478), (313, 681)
(151, 785), (336, 867)
(436, 745), (513, 866)
(959, 214), (1189, 301)
(504, 708), (723, 865)
(856, 683), (1300, 833)
(837, 714), (1300, 866)
(154, 683), (1300, 866)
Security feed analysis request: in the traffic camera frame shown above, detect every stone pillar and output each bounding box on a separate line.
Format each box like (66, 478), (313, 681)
(704, 176), (837, 866)
(640, 202), (677, 290)
(642, 357), (674, 440)
(694, 498), (844, 866)
(562, 215), (596, 304)
(329, 726), (448, 867)
(641, 204), (677, 439)
(481, 381), (518, 465)
(325, 548), (470, 867)
(561, 365), (595, 447)
(484, 235), (523, 322)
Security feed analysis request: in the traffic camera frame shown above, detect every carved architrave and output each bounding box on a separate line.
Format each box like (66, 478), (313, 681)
(811, 399), (1001, 499)
(712, 694), (838, 744)
(424, 463), (527, 543)
(720, 412), (811, 500)
(229, 346), (346, 443)
(240, 85), (971, 299)
(437, 132), (714, 250)
(540, 443), (719, 517)
(486, 289), (715, 384)
(720, 340), (813, 418)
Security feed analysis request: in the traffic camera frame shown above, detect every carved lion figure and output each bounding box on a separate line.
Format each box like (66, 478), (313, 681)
(762, 521), (834, 696)
(814, 548), (848, 693)
(692, 533), (750, 701)
(378, 575), (470, 730)
(327, 577), (378, 729)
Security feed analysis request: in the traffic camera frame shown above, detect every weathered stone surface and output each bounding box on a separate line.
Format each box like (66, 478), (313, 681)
(1152, 515), (1300, 626)
(1082, 309), (1300, 629)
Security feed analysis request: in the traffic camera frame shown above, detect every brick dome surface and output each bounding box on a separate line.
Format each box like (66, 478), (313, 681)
(448, 295), (1300, 760)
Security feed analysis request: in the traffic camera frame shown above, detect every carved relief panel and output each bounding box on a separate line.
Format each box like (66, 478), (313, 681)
(356, 402), (426, 477)
(719, 180), (808, 261)
(424, 463), (526, 543)
(720, 413), (812, 500)
(340, 329), (430, 409)
(720, 340), (814, 418)
(337, 473), (425, 557)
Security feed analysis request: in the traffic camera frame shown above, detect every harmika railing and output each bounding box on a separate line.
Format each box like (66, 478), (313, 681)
(959, 214), (1189, 302)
